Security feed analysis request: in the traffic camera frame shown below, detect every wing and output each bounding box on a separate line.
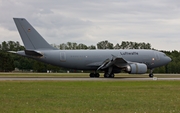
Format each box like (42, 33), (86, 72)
(97, 56), (128, 70)
(86, 54), (147, 74)
(87, 55), (130, 70)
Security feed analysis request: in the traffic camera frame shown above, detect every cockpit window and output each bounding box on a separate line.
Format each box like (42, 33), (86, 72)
(163, 53), (167, 57)
(155, 52), (160, 60)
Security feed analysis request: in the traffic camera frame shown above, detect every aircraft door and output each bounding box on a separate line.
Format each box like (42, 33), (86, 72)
(60, 52), (66, 62)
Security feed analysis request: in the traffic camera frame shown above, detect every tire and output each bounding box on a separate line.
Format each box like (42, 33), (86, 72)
(110, 73), (114, 78)
(104, 73), (109, 78)
(104, 73), (114, 78)
(89, 73), (95, 77)
(95, 73), (100, 77)
(149, 74), (154, 78)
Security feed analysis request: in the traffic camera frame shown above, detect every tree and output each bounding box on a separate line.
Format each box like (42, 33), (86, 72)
(120, 41), (129, 49)
(97, 40), (114, 49)
(0, 51), (14, 72)
(33, 61), (47, 72)
(59, 43), (68, 50)
(88, 45), (96, 49)
(77, 43), (88, 49)
(114, 43), (121, 49)
(46, 64), (61, 72)
(119, 41), (151, 49)
(1, 41), (8, 51)
(66, 42), (73, 49)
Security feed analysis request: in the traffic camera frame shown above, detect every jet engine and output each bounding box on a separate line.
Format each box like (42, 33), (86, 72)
(126, 63), (147, 74)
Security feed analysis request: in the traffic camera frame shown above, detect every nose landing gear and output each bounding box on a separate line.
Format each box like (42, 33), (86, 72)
(149, 69), (154, 78)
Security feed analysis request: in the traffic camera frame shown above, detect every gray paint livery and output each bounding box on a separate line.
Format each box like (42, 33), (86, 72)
(12, 18), (171, 78)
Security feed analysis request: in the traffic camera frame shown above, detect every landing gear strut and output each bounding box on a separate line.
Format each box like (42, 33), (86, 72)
(104, 67), (115, 78)
(149, 69), (154, 78)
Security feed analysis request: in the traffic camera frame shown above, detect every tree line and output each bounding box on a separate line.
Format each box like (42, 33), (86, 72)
(55, 40), (151, 50)
(0, 40), (179, 73)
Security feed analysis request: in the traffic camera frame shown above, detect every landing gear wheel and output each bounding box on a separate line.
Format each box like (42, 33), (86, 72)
(89, 73), (100, 78)
(109, 73), (114, 78)
(104, 73), (109, 78)
(149, 73), (154, 78)
(89, 73), (95, 77)
(95, 73), (100, 77)
(149, 69), (154, 78)
(104, 72), (114, 78)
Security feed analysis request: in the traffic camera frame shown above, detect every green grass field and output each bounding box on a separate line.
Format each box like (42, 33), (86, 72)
(0, 79), (180, 113)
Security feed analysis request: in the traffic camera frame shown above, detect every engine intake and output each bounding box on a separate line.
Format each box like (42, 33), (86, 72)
(126, 63), (147, 74)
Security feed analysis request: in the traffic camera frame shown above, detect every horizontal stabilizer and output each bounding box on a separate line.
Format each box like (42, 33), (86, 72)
(8, 51), (17, 54)
(25, 50), (43, 57)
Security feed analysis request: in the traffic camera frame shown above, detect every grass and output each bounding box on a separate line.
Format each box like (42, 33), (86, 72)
(0, 80), (180, 113)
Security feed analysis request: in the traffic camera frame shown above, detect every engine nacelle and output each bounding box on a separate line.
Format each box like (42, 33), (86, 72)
(126, 63), (147, 74)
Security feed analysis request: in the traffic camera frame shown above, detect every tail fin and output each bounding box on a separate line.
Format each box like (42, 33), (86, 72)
(13, 18), (57, 50)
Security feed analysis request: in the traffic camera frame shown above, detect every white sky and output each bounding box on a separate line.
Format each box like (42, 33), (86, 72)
(0, 0), (180, 51)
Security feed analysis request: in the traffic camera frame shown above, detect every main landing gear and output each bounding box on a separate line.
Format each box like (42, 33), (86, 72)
(104, 67), (115, 78)
(90, 67), (115, 78)
(89, 72), (100, 78)
(149, 69), (154, 78)
(104, 72), (114, 78)
(89, 72), (115, 78)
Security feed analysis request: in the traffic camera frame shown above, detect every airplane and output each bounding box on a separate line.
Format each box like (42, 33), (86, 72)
(11, 18), (172, 78)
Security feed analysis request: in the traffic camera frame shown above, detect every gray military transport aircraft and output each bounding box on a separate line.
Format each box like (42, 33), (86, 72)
(11, 18), (171, 78)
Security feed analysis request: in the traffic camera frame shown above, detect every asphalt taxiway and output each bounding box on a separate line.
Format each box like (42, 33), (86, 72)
(0, 77), (180, 81)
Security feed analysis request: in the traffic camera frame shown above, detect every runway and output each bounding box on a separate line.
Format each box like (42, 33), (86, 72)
(0, 77), (180, 81)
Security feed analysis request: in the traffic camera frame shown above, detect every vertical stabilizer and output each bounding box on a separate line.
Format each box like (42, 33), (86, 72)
(13, 18), (57, 50)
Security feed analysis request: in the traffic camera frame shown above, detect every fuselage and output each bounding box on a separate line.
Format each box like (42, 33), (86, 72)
(17, 49), (171, 70)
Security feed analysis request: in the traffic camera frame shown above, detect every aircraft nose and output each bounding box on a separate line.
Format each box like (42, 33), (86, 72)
(167, 57), (172, 63)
